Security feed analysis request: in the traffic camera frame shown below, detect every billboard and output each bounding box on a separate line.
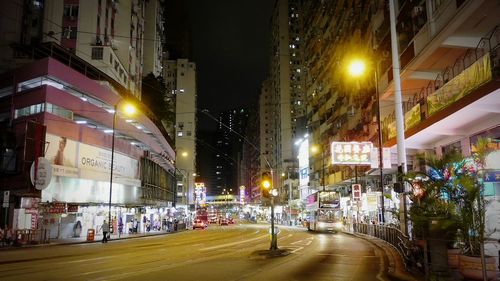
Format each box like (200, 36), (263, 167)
(297, 139), (310, 187)
(44, 133), (139, 183)
(331, 142), (373, 165)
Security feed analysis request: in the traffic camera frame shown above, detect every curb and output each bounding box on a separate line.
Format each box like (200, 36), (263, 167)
(343, 231), (424, 281)
(0, 230), (186, 251)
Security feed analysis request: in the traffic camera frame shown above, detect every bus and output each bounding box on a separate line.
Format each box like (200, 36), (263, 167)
(305, 191), (343, 232)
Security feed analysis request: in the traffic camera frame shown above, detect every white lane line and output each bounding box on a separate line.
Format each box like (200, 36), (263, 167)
(199, 234), (268, 251)
(291, 240), (312, 246)
(58, 256), (114, 264)
(291, 246), (304, 253)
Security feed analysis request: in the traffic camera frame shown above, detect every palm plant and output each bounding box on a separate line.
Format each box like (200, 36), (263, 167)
(454, 137), (493, 257)
(406, 151), (463, 242)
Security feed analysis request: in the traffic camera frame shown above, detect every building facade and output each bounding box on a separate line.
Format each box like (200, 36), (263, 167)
(0, 58), (176, 239)
(164, 59), (197, 208)
(268, 0), (305, 204)
(0, 0), (181, 239)
(295, 0), (499, 257)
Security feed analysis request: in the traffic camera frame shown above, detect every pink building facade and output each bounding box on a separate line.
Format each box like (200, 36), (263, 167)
(0, 58), (176, 239)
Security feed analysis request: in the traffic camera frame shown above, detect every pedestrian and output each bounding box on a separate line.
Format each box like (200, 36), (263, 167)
(118, 217), (123, 235)
(133, 219), (139, 233)
(5, 227), (13, 246)
(0, 226), (4, 247)
(101, 220), (109, 243)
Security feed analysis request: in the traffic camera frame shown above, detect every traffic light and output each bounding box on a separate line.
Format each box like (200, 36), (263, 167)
(261, 172), (272, 198)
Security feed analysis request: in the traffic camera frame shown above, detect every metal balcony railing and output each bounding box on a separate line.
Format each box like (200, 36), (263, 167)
(381, 26), (500, 142)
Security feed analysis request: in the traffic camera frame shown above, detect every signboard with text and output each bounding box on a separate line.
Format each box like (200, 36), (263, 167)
(331, 142), (373, 165)
(352, 184), (361, 201)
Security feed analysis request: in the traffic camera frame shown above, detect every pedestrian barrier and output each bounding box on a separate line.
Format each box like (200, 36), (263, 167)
(14, 229), (51, 245)
(353, 223), (418, 272)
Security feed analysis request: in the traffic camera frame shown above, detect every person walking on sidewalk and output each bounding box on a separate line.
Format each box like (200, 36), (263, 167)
(101, 220), (109, 243)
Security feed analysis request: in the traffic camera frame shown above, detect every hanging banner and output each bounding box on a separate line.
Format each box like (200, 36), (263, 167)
(427, 54), (492, 115)
(405, 104), (421, 130)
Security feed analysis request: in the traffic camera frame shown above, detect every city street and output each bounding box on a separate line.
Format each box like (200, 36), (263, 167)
(0, 224), (408, 281)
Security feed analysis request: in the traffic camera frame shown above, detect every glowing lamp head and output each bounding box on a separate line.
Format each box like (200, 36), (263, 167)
(123, 103), (136, 115)
(348, 59), (366, 77)
(262, 180), (271, 189)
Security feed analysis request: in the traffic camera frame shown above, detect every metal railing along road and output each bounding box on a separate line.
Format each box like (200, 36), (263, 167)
(353, 223), (419, 271)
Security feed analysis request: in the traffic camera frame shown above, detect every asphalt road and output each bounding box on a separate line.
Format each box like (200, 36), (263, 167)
(0, 224), (401, 281)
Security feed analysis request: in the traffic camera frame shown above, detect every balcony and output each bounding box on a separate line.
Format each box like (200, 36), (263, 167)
(381, 26), (500, 148)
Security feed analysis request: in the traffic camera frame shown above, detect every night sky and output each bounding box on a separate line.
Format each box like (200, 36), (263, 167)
(187, 0), (274, 129)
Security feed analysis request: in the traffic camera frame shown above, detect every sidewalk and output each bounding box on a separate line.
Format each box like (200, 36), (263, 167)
(0, 228), (187, 250)
(343, 230), (425, 281)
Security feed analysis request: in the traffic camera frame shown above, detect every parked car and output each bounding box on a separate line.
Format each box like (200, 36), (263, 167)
(193, 219), (207, 229)
(228, 217), (235, 224)
(220, 219), (228, 226)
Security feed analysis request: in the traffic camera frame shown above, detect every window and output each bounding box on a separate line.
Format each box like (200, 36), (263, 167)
(91, 47), (103, 60)
(63, 27), (77, 39)
(63, 5), (79, 18)
(15, 103), (44, 118)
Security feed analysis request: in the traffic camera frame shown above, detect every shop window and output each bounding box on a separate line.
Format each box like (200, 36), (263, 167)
(442, 140), (462, 155)
(470, 126), (500, 152)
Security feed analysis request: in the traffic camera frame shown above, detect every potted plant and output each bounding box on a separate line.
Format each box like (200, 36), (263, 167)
(406, 151), (462, 276)
(454, 138), (497, 280)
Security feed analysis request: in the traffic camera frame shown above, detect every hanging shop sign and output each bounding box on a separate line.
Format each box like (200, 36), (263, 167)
(41, 202), (67, 214)
(331, 142), (373, 165)
(352, 184), (362, 201)
(67, 204), (79, 213)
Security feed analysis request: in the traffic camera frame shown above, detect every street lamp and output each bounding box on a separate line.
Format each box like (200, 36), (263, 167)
(261, 173), (278, 251)
(348, 58), (385, 224)
(109, 101), (136, 236)
(311, 145), (326, 191)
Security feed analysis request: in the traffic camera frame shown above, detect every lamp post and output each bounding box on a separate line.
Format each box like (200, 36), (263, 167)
(261, 172), (278, 250)
(108, 102), (136, 236)
(348, 59), (385, 224)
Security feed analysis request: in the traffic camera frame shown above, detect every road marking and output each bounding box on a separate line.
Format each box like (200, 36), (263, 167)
(58, 256), (114, 264)
(291, 240), (312, 246)
(199, 234), (268, 251)
(287, 247), (304, 253)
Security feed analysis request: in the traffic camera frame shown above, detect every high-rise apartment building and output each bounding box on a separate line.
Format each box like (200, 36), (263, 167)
(240, 107), (260, 204)
(143, 0), (165, 77)
(268, 0), (305, 203)
(212, 109), (248, 197)
(164, 59), (197, 207)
